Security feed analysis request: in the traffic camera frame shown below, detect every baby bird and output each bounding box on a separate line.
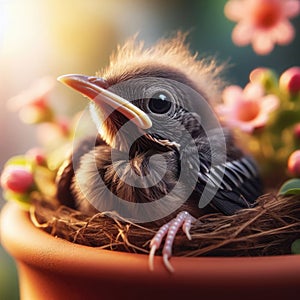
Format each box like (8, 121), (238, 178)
(56, 33), (262, 272)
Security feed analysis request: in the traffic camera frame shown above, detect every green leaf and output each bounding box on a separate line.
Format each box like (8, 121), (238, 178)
(278, 178), (300, 196)
(270, 110), (300, 134)
(291, 239), (300, 254)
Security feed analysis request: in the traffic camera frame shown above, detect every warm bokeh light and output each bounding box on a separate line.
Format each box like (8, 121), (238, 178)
(0, 0), (165, 199)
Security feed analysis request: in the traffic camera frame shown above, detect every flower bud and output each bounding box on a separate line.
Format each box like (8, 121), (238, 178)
(294, 124), (300, 139)
(288, 150), (300, 176)
(26, 148), (46, 165)
(1, 166), (34, 193)
(249, 68), (277, 91)
(250, 68), (268, 82)
(279, 67), (300, 94)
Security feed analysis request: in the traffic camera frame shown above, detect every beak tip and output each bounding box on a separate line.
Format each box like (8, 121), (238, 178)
(57, 75), (64, 82)
(57, 74), (74, 85)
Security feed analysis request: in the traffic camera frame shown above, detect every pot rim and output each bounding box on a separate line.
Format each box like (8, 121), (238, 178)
(1, 202), (300, 286)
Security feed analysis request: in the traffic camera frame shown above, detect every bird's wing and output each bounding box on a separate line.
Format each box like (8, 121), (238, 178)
(196, 155), (263, 215)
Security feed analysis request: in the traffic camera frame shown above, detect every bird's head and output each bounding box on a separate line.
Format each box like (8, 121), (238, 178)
(58, 33), (224, 153)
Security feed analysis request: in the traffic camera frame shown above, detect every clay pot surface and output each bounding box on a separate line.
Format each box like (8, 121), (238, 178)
(1, 202), (300, 300)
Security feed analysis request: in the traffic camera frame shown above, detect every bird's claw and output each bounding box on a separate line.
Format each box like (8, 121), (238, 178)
(149, 211), (197, 272)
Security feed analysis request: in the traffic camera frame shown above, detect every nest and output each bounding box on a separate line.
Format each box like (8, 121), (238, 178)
(30, 193), (300, 257)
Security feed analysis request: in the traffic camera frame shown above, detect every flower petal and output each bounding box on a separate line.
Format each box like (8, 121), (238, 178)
(250, 112), (268, 128)
(271, 20), (295, 45)
(224, 0), (247, 21)
(236, 121), (256, 133)
(283, 0), (300, 18)
(232, 21), (254, 46)
(260, 95), (279, 113)
(252, 31), (274, 55)
(249, 67), (269, 83)
(223, 117), (253, 133)
(243, 82), (264, 99)
(222, 85), (243, 106)
(215, 105), (232, 118)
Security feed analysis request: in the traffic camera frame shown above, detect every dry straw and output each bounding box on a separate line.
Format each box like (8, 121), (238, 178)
(30, 193), (300, 257)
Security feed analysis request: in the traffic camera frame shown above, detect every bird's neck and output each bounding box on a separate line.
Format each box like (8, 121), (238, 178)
(126, 135), (178, 159)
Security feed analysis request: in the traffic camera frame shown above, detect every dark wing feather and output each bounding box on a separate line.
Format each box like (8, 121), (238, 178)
(196, 156), (263, 215)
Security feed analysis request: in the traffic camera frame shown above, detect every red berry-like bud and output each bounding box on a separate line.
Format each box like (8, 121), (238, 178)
(288, 150), (300, 176)
(279, 67), (300, 94)
(0, 166), (34, 193)
(26, 148), (46, 165)
(294, 124), (300, 139)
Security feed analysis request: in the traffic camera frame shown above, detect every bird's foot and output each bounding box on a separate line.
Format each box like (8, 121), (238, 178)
(149, 211), (197, 273)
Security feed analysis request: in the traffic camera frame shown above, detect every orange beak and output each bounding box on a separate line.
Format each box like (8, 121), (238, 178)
(57, 74), (152, 129)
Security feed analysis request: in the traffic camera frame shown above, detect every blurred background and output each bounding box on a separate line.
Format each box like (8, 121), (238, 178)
(0, 0), (299, 298)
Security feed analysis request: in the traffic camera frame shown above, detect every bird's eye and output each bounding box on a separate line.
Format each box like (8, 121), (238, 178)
(148, 92), (172, 114)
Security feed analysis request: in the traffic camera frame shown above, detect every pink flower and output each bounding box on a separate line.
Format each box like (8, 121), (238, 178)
(7, 76), (55, 124)
(288, 150), (300, 175)
(1, 166), (34, 194)
(225, 0), (300, 55)
(279, 66), (300, 94)
(8, 76), (55, 110)
(218, 83), (279, 133)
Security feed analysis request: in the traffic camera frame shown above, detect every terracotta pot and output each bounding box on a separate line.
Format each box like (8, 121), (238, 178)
(1, 202), (300, 300)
